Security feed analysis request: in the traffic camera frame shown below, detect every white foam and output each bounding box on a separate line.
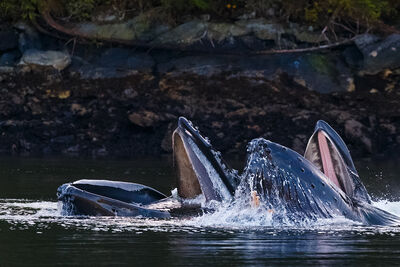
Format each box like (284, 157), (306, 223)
(189, 203), (275, 228)
(182, 193), (206, 206)
(0, 198), (399, 234)
(372, 200), (400, 216)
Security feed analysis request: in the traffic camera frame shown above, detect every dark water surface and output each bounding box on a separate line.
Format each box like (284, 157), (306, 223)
(0, 156), (399, 266)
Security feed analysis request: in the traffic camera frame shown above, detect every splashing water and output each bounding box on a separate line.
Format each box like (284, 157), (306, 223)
(185, 137), (233, 201)
(373, 200), (400, 216)
(0, 153), (399, 235)
(0, 197), (399, 235)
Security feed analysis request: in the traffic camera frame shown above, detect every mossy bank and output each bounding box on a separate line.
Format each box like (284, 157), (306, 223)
(0, 11), (400, 159)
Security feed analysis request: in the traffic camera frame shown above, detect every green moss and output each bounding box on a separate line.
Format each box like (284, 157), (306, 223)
(62, 0), (111, 20)
(0, 0), (39, 21)
(302, 0), (389, 24)
(160, 0), (211, 11)
(0, 0), (399, 31)
(307, 54), (336, 76)
(248, 0), (400, 28)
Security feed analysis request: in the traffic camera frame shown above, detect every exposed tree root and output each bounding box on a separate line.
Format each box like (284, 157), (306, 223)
(37, 10), (360, 55)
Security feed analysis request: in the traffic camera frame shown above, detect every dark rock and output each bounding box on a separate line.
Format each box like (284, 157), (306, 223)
(74, 15), (160, 41)
(19, 139), (31, 150)
(212, 121), (223, 129)
(342, 45), (363, 69)
(240, 36), (275, 51)
(291, 28), (324, 44)
(158, 52), (350, 93)
(70, 103), (87, 116)
(288, 53), (350, 93)
(123, 88), (138, 99)
(0, 51), (20, 67)
(19, 49), (71, 71)
(345, 119), (364, 138)
(157, 55), (235, 76)
(128, 111), (160, 127)
(27, 101), (42, 115)
(326, 110), (352, 123)
(344, 119), (372, 153)
(137, 24), (171, 42)
(92, 147), (108, 157)
(11, 94), (23, 105)
(71, 48), (153, 79)
(236, 19), (284, 43)
(0, 66), (14, 73)
(151, 20), (207, 46)
(0, 30), (18, 51)
(207, 22), (248, 42)
(355, 34), (400, 75)
(42, 146), (53, 155)
(14, 22), (42, 53)
(68, 56), (86, 69)
(63, 144), (80, 155)
(240, 53), (350, 93)
(354, 34), (380, 51)
(227, 108), (250, 118)
(75, 64), (139, 79)
(292, 136), (305, 154)
(336, 58), (355, 92)
(161, 123), (173, 152)
(51, 135), (75, 144)
(98, 48), (154, 71)
(381, 123), (396, 135)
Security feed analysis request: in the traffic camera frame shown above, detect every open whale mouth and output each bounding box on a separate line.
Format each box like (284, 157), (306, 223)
(304, 120), (370, 202)
(172, 117), (238, 202)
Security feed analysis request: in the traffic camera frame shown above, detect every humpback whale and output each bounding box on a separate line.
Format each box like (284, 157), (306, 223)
(57, 117), (400, 225)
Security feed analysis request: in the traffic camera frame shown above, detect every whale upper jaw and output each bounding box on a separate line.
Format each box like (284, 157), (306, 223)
(172, 117), (239, 202)
(305, 120), (371, 203)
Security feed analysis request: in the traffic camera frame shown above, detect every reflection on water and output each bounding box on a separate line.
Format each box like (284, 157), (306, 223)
(0, 156), (399, 266)
(0, 156), (175, 199)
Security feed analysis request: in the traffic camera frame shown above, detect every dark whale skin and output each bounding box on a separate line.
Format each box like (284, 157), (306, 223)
(243, 138), (400, 226)
(57, 180), (170, 218)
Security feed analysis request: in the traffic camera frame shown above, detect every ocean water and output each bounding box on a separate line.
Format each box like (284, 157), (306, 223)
(0, 156), (399, 266)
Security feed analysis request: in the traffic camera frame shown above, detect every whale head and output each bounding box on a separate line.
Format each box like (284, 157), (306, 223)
(241, 137), (357, 221)
(172, 117), (239, 202)
(304, 120), (371, 203)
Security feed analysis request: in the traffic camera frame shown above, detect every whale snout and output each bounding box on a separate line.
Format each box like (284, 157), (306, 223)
(173, 117), (239, 202)
(247, 138), (270, 154)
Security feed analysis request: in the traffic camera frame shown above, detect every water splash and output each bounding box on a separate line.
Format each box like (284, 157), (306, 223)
(0, 198), (399, 235)
(186, 137), (232, 201)
(373, 200), (400, 216)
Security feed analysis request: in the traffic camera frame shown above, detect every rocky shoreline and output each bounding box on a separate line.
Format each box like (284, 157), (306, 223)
(0, 21), (399, 159)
